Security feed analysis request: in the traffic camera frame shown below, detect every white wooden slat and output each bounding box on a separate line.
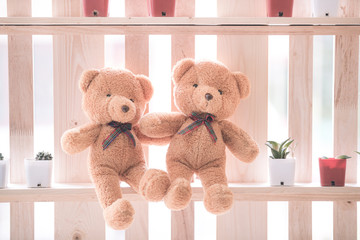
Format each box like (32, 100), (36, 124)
(333, 33), (359, 240)
(7, 1), (34, 239)
(216, 1), (268, 239)
(52, 0), (105, 239)
(124, 1), (149, 239)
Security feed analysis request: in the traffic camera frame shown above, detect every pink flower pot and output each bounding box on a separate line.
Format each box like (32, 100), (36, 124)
(319, 158), (346, 186)
(147, 0), (176, 17)
(266, 0), (294, 17)
(82, 0), (109, 17)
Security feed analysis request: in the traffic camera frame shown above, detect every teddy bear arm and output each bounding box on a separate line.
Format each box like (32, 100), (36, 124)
(133, 125), (173, 146)
(61, 123), (101, 154)
(139, 112), (187, 138)
(219, 120), (259, 163)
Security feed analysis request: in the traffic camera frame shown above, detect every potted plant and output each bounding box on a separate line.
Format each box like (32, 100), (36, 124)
(266, 138), (296, 186)
(147, 0), (176, 17)
(312, 0), (339, 17)
(0, 153), (9, 188)
(82, 0), (109, 17)
(319, 155), (350, 186)
(266, 0), (294, 17)
(24, 151), (53, 188)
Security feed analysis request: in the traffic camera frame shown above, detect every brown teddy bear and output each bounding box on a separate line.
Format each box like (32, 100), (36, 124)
(139, 59), (259, 215)
(61, 68), (171, 230)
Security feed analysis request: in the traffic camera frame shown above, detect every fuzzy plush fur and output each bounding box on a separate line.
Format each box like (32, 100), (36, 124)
(139, 59), (259, 215)
(61, 68), (170, 230)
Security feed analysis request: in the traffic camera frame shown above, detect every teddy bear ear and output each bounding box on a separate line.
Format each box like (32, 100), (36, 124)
(172, 58), (195, 84)
(137, 75), (154, 102)
(79, 69), (100, 93)
(233, 72), (251, 99)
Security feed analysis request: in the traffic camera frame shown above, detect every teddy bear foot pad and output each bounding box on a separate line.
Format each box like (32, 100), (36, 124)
(103, 198), (135, 230)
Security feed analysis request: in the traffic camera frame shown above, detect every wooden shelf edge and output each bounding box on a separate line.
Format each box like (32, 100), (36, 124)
(1, 183), (360, 202)
(0, 17), (360, 26)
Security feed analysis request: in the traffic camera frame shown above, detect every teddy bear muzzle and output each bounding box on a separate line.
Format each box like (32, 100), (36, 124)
(193, 86), (222, 114)
(108, 96), (136, 123)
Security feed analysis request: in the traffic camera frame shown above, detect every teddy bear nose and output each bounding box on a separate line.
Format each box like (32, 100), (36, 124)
(205, 93), (213, 101)
(121, 105), (129, 113)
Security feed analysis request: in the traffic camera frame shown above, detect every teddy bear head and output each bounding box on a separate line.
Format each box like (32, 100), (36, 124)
(79, 68), (153, 125)
(172, 58), (250, 120)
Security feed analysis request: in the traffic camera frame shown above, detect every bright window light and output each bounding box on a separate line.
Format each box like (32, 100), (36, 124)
(0, 203), (10, 240)
(312, 202), (333, 239)
(195, 35), (217, 61)
(195, 201), (216, 240)
(0, 35), (9, 157)
(0, 0), (6, 17)
(32, 0), (52, 17)
(35, 202), (54, 240)
(195, 0), (217, 17)
(108, 0), (125, 17)
(106, 225), (125, 240)
(268, 202), (288, 240)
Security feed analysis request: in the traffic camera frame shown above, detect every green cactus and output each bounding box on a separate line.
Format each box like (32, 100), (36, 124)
(266, 138), (295, 159)
(0, 153), (3, 160)
(35, 151), (53, 160)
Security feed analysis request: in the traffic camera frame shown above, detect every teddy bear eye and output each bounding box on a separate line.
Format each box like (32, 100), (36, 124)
(106, 94), (111, 97)
(130, 99), (134, 102)
(193, 84), (198, 88)
(218, 90), (223, 95)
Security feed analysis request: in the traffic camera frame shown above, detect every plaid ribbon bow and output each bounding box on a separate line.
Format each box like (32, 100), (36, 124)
(102, 121), (136, 150)
(178, 112), (217, 143)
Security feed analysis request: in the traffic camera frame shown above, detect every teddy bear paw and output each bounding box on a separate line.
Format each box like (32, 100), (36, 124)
(140, 169), (171, 201)
(103, 198), (135, 230)
(204, 184), (233, 215)
(164, 178), (192, 210)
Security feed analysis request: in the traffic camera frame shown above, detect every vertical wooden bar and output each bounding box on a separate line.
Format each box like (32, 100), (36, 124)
(288, 2), (313, 239)
(339, 0), (360, 17)
(333, 34), (359, 240)
(53, 1), (105, 239)
(7, 1), (35, 239)
(171, 1), (196, 239)
(217, 1), (268, 239)
(124, 1), (149, 239)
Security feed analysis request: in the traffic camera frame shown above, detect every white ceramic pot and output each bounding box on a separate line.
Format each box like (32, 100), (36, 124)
(24, 158), (52, 188)
(269, 157), (296, 186)
(0, 158), (9, 188)
(313, 0), (339, 17)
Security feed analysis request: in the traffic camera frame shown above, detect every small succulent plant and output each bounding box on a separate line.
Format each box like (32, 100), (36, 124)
(35, 151), (53, 161)
(266, 138), (295, 159)
(0, 153), (3, 160)
(321, 155), (351, 160)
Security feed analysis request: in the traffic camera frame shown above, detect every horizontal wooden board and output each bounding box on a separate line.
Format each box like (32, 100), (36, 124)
(2, 184), (360, 202)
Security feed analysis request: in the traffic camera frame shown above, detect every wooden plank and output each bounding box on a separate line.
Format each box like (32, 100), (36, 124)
(1, 25), (360, 36)
(55, 202), (105, 240)
(333, 34), (359, 240)
(216, 1), (268, 239)
(339, 0), (360, 17)
(7, 1), (34, 240)
(2, 184), (360, 202)
(10, 202), (34, 240)
(334, 201), (357, 240)
(171, 202), (194, 240)
(289, 201), (312, 240)
(124, 1), (149, 239)
(217, 201), (267, 239)
(53, 1), (106, 239)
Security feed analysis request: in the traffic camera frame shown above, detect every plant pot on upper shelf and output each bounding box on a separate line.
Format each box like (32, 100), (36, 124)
(266, 0), (294, 17)
(147, 0), (176, 17)
(319, 155), (349, 186)
(82, 0), (109, 17)
(25, 151), (53, 188)
(266, 138), (296, 186)
(312, 0), (339, 17)
(0, 153), (9, 188)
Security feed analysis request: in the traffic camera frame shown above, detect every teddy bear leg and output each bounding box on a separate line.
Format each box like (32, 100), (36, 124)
(164, 161), (194, 210)
(197, 165), (233, 215)
(92, 172), (135, 230)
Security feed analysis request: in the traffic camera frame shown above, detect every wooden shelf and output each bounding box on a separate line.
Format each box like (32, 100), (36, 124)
(1, 183), (360, 202)
(0, 17), (359, 35)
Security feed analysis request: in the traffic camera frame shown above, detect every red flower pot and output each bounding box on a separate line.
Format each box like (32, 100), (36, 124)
(266, 0), (294, 17)
(82, 0), (109, 17)
(147, 0), (176, 17)
(319, 158), (346, 186)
